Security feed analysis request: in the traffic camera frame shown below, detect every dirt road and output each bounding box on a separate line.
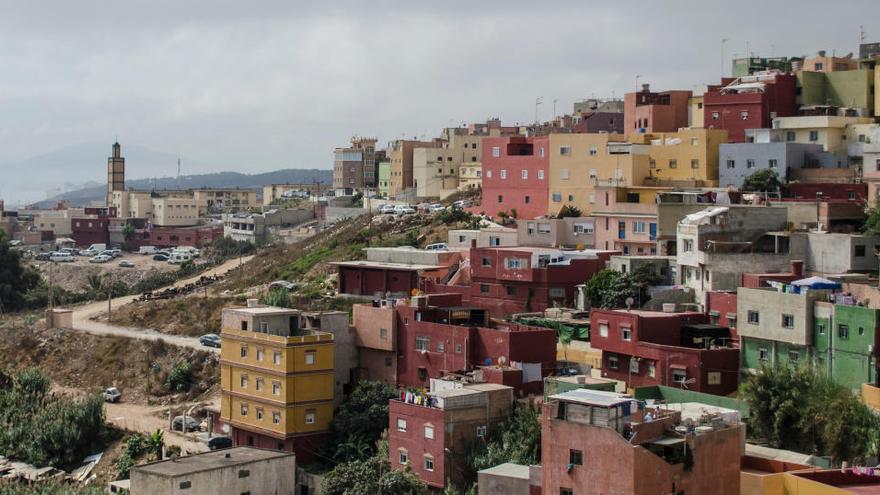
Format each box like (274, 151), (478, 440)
(66, 256), (254, 351)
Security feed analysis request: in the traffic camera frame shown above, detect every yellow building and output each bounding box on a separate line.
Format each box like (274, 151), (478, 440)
(689, 95), (705, 128)
(220, 305), (334, 456)
(191, 188), (259, 213)
(458, 163), (482, 191)
(634, 127), (726, 186)
(546, 133), (650, 216)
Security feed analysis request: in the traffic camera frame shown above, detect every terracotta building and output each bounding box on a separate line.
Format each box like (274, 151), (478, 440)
(333, 137), (378, 189)
(481, 135), (550, 219)
(703, 72), (797, 143)
(623, 85), (692, 134)
(542, 389), (743, 495)
(589, 308), (740, 395)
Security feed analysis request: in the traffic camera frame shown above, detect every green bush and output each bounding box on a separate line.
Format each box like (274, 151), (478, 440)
(165, 362), (194, 393)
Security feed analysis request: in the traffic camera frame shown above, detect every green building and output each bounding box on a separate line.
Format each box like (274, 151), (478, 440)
(731, 56), (802, 78)
(797, 69), (876, 114)
(813, 303), (879, 393)
(377, 160), (391, 198)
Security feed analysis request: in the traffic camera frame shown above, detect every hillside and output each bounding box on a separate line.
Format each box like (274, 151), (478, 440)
(35, 168), (332, 207)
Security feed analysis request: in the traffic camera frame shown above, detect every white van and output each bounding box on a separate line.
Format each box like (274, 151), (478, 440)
(174, 246), (200, 258)
(138, 246), (157, 255)
(84, 243), (107, 255)
(49, 252), (74, 262)
(168, 252), (193, 265)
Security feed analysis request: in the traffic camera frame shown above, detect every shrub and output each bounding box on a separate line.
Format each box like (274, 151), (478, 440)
(165, 362), (194, 393)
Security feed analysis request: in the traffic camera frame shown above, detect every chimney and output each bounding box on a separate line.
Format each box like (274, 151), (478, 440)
(641, 83), (651, 92)
(790, 260), (804, 277)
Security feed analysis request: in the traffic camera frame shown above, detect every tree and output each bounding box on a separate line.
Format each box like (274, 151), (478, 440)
(557, 204), (583, 218)
(165, 362), (194, 392)
(328, 381), (398, 461)
(0, 230), (41, 311)
(584, 265), (662, 309)
(465, 403), (541, 474)
(322, 456), (426, 495)
(863, 207), (880, 236)
(741, 364), (880, 464)
(741, 169), (782, 193)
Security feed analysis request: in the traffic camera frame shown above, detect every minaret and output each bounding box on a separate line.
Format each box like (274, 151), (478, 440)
(107, 141), (125, 207)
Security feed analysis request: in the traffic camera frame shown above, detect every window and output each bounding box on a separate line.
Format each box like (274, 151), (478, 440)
(538, 169), (545, 179)
(560, 169), (570, 180)
(437, 342), (445, 352)
(521, 169), (528, 179)
(479, 284), (490, 294)
(629, 357), (639, 373)
(549, 287), (566, 298)
(260, 322), (268, 333)
(491, 146), (500, 157)
(552, 192), (562, 202)
(272, 381), (281, 396)
(560, 489), (574, 495)
(256, 348), (264, 362)
(398, 449), (409, 465)
(708, 372), (721, 385)
(622, 327), (632, 341)
(525, 195), (530, 204)
(415, 336), (430, 351)
(505, 258), (525, 269)
(240, 403), (248, 416)
(785, 131), (796, 142)
(711, 111), (719, 120)
(481, 257), (492, 267)
(809, 130), (819, 142)
(669, 159), (677, 169)
(574, 223), (593, 234)
(859, 326), (866, 336)
(497, 195), (503, 203)
(608, 354), (619, 370)
(539, 147), (545, 157)
(506, 286), (517, 296)
(240, 346), (248, 358)
(726, 159), (735, 169)
(385, 357), (392, 366)
(256, 408), (263, 420)
(305, 351), (315, 365)
(759, 348), (769, 362)
(818, 324), (825, 335)
(740, 110), (749, 120)
(649, 158), (656, 169)
(672, 369), (687, 384)
(424, 455), (434, 472)
(839, 324), (850, 339)
(424, 424), (434, 439)
(599, 323), (609, 338)
(682, 239), (693, 252)
(240, 374), (248, 388)
(273, 351), (282, 365)
(559, 146), (572, 156)
(691, 159), (699, 169)
(855, 245), (866, 257)
(455, 343), (462, 353)
(747, 310), (760, 325)
(633, 222), (646, 234)
(305, 409), (316, 425)
(476, 425), (487, 437)
(240, 321), (248, 331)
(255, 377), (263, 391)
(746, 159), (756, 169)
(782, 314), (795, 329)
(486, 170), (492, 178)
(647, 363), (656, 378)
(179, 481), (192, 489)
(569, 449), (583, 465)
(273, 411), (281, 424)
(397, 418), (407, 432)
(500, 169), (507, 179)
(589, 146), (598, 156)
(814, 62), (823, 70)
(789, 350), (799, 362)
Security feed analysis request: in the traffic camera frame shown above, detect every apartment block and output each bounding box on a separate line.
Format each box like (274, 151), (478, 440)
(732, 56), (803, 77)
(515, 217), (595, 249)
(219, 305), (335, 461)
(333, 137), (377, 189)
(703, 72), (797, 143)
(592, 185), (664, 255)
(769, 115), (874, 155)
(542, 389), (743, 495)
(637, 128), (727, 186)
(377, 160), (391, 198)
(458, 162), (482, 191)
(389, 139), (439, 198)
(332, 246), (461, 297)
(261, 183), (320, 206)
(389, 383), (513, 489)
(814, 302), (880, 394)
(624, 84), (692, 133)
(481, 136), (550, 219)
(718, 142), (825, 188)
(802, 51), (859, 73)
(590, 308), (739, 395)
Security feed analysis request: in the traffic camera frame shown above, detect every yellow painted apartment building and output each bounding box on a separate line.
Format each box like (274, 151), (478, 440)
(220, 305), (334, 459)
(633, 127), (726, 186)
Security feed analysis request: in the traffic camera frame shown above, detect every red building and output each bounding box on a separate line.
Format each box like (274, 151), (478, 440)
(427, 246), (616, 317)
(740, 260), (805, 289)
(333, 261), (433, 297)
(705, 290), (739, 340)
(784, 182), (867, 202)
(590, 309), (739, 396)
(623, 85), (691, 133)
(389, 383), (513, 490)
(703, 72), (797, 143)
(480, 135), (549, 219)
(352, 293), (558, 396)
(128, 224), (224, 249)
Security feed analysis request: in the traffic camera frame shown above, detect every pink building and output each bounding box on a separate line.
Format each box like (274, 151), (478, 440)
(624, 85), (692, 134)
(481, 135), (550, 219)
(592, 186), (662, 255)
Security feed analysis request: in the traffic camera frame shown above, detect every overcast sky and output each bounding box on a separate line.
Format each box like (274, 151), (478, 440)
(0, 1), (875, 178)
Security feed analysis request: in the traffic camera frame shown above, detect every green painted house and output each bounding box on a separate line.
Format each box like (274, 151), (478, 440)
(798, 69), (876, 114)
(377, 160), (391, 199)
(813, 303), (880, 393)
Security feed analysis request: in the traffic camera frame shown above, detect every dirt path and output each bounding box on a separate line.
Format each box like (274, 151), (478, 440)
(65, 256), (254, 351)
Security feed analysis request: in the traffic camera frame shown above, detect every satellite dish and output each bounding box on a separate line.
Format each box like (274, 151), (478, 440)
(625, 297), (635, 310)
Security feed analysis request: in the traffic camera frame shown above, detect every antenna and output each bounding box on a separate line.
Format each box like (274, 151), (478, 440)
(177, 158), (181, 190)
(534, 97), (543, 124)
(860, 25), (866, 44)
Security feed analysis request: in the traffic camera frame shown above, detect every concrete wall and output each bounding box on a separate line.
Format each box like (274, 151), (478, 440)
(718, 142), (823, 188)
(478, 467), (531, 495)
(806, 233), (880, 274)
(737, 288), (823, 346)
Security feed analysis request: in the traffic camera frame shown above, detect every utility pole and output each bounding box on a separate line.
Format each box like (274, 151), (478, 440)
(534, 97), (543, 124)
(107, 272), (112, 323)
(721, 38), (729, 78)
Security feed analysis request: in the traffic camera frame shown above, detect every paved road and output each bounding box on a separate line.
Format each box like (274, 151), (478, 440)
(66, 256), (255, 351)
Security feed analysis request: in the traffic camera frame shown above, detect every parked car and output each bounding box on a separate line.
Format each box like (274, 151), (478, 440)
(103, 387), (121, 403)
(199, 334), (221, 348)
(118, 260), (135, 268)
(425, 243), (448, 251)
(452, 199), (472, 209)
(138, 246), (157, 255)
(34, 253), (51, 261)
(153, 254), (169, 262)
(394, 205), (416, 215)
(379, 204), (396, 214)
(90, 254), (112, 263)
(107, 249), (123, 258)
(207, 436), (233, 450)
(268, 280), (299, 291)
(428, 203), (446, 213)
(172, 415), (200, 432)
(168, 252), (192, 265)
(49, 252), (74, 262)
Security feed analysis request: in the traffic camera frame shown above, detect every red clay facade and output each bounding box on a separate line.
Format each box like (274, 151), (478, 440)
(480, 136), (550, 219)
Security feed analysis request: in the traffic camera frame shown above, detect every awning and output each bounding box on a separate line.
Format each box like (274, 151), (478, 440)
(651, 437), (685, 446)
(669, 364), (687, 370)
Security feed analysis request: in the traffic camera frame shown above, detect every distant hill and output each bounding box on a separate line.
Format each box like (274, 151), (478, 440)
(35, 169), (332, 207)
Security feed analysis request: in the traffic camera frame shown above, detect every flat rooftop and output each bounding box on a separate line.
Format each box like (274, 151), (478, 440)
(478, 462), (530, 480)
(228, 306), (300, 315)
(549, 388), (632, 407)
(132, 447), (292, 478)
(552, 375), (616, 386)
(329, 260), (443, 271)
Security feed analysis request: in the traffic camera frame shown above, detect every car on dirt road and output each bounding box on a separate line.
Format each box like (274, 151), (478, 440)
(34, 252), (51, 261)
(90, 254), (112, 263)
(268, 280), (299, 291)
(172, 415), (200, 432)
(208, 436), (233, 450)
(103, 387), (121, 403)
(118, 260), (135, 268)
(153, 254), (170, 262)
(199, 334), (221, 348)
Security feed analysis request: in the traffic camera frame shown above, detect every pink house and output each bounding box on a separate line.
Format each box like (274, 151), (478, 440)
(592, 186), (665, 255)
(624, 85), (692, 134)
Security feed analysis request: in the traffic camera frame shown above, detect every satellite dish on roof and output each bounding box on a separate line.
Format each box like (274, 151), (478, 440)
(625, 297), (635, 310)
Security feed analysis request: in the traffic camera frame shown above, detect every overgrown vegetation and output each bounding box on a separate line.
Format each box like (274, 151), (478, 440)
(0, 483), (106, 495)
(741, 169), (782, 193)
(165, 362), (194, 393)
(205, 237), (256, 260)
(322, 433), (426, 495)
(557, 204), (583, 218)
(113, 430), (164, 479)
(0, 230), (42, 312)
(326, 381), (398, 462)
(584, 265), (663, 309)
(741, 364), (880, 464)
(0, 368), (105, 468)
